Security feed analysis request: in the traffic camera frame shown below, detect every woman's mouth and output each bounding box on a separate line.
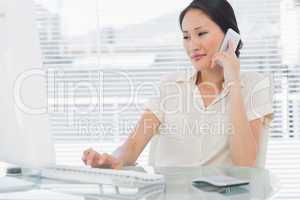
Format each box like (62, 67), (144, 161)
(191, 54), (206, 61)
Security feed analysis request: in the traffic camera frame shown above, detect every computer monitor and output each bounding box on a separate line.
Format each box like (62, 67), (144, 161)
(0, 0), (55, 168)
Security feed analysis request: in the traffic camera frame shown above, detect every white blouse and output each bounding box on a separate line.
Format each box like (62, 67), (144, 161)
(144, 70), (273, 167)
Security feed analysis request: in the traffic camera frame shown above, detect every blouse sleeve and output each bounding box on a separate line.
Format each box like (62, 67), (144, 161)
(143, 79), (165, 123)
(245, 73), (274, 126)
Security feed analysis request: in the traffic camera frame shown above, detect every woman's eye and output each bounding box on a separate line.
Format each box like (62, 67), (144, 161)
(183, 36), (189, 40)
(198, 32), (207, 36)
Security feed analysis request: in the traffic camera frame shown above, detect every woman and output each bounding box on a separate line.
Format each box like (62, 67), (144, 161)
(82, 0), (273, 168)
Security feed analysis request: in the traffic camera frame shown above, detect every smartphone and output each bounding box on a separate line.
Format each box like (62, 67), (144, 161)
(219, 28), (241, 53)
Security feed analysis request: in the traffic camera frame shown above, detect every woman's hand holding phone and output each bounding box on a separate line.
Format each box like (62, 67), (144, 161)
(210, 29), (241, 87)
(211, 40), (241, 85)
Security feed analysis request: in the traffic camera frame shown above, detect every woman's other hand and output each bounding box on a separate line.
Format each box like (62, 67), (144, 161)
(82, 148), (123, 169)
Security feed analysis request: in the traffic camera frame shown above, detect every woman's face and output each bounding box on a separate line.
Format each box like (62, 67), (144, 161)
(181, 9), (225, 71)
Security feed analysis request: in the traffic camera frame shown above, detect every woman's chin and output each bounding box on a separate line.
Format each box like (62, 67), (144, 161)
(192, 63), (210, 71)
(191, 60), (211, 70)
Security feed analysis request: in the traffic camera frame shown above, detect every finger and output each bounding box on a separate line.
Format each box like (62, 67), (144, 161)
(210, 54), (219, 68)
(82, 155), (87, 165)
(83, 148), (93, 157)
(82, 148), (93, 165)
(211, 53), (226, 68)
(104, 154), (117, 167)
(98, 153), (110, 166)
(91, 153), (103, 168)
(86, 151), (96, 166)
(86, 150), (97, 166)
(96, 154), (114, 168)
(228, 39), (237, 55)
(106, 154), (118, 169)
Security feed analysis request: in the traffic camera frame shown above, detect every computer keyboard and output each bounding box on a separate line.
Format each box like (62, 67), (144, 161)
(0, 177), (35, 192)
(40, 165), (165, 188)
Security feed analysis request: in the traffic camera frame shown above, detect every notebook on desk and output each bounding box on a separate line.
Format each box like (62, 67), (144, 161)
(192, 175), (249, 189)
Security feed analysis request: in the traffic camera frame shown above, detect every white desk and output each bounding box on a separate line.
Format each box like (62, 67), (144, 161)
(0, 165), (280, 200)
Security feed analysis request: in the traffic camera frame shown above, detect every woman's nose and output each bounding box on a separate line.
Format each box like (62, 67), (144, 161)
(189, 42), (201, 53)
(189, 37), (202, 52)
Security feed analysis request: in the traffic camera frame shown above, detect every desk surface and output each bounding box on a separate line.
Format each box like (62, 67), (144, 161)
(0, 164), (280, 200)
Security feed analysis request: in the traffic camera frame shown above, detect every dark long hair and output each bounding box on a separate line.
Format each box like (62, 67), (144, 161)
(179, 0), (243, 58)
